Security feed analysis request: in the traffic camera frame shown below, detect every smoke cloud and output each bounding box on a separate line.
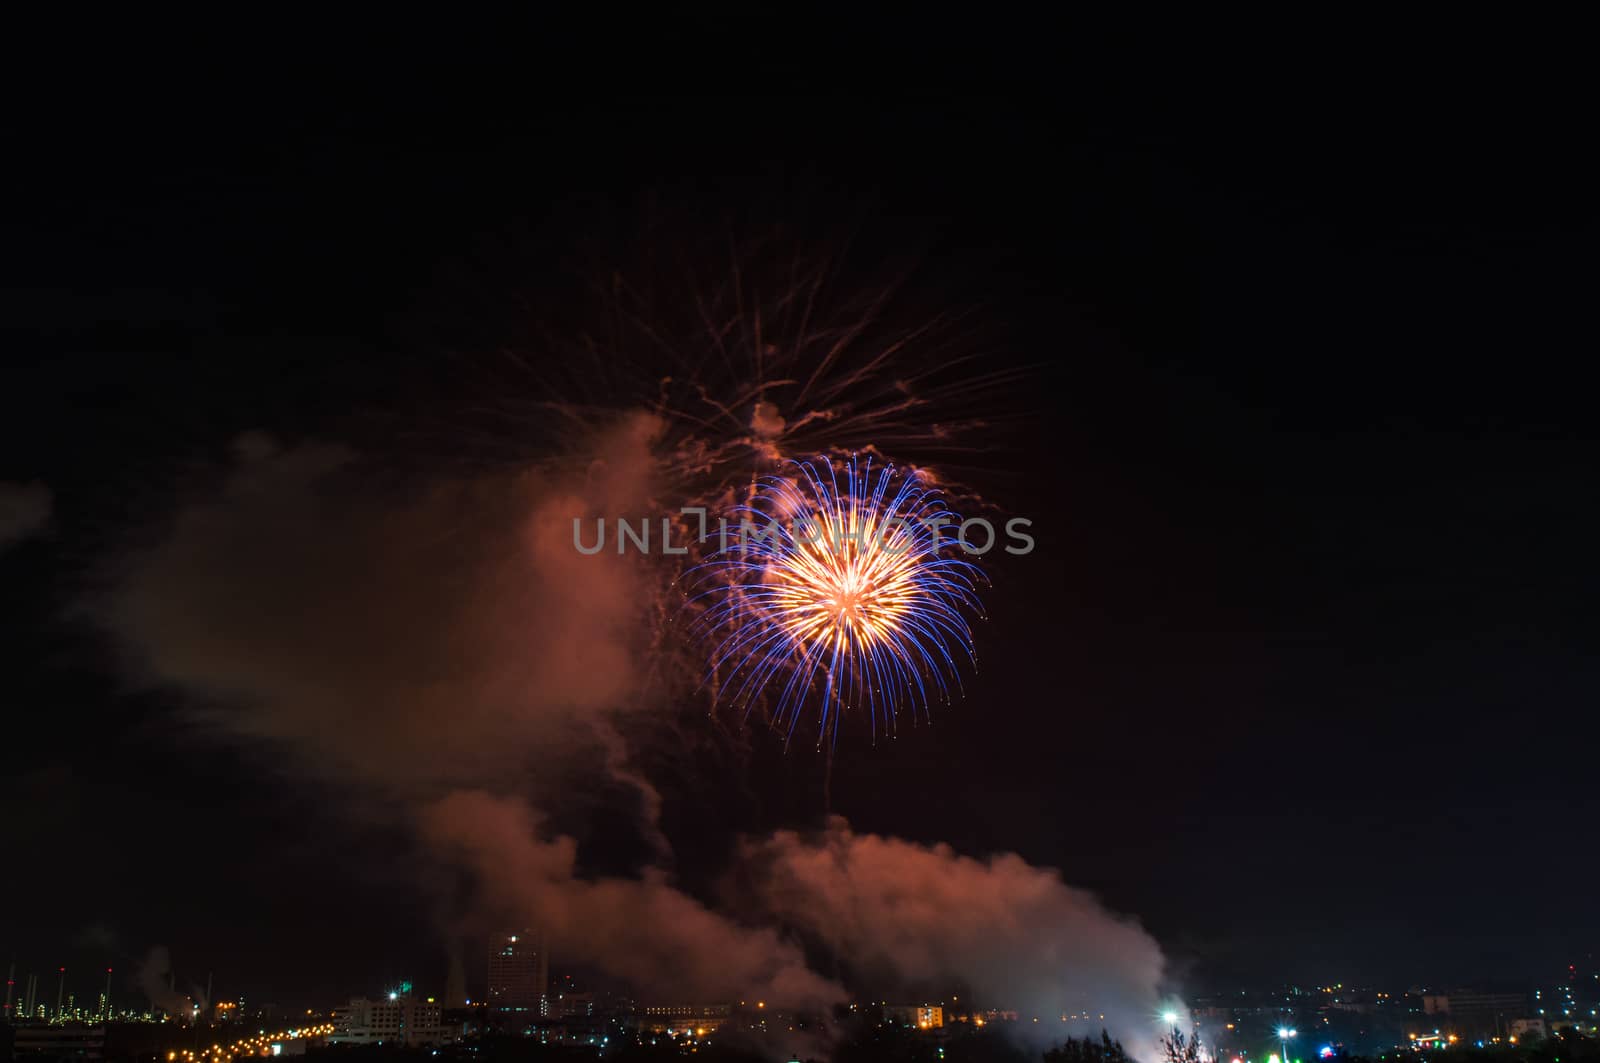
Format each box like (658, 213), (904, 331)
(420, 790), (842, 1009)
(748, 819), (1169, 1053)
(136, 946), (206, 1019)
(97, 425), (657, 799)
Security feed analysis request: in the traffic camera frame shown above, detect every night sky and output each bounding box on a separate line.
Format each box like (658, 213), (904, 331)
(2, 18), (1592, 1012)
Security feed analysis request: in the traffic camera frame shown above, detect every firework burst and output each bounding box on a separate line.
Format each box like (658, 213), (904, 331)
(405, 230), (1019, 736)
(686, 453), (985, 744)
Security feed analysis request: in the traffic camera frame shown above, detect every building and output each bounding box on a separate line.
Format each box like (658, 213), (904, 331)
(639, 1004), (731, 1036)
(554, 992), (594, 1018)
(1534, 968), (1595, 1030)
(883, 1004), (944, 1029)
(487, 931), (549, 1017)
(1420, 991), (1528, 1037)
(330, 996), (451, 1047)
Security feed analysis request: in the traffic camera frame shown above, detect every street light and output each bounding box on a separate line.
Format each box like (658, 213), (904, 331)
(1278, 1027), (1298, 1063)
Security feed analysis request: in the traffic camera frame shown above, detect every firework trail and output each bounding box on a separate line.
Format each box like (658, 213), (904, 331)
(423, 234), (1027, 493)
(685, 453), (985, 745)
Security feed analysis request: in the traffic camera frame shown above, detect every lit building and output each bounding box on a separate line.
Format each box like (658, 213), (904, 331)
(1534, 967), (1597, 1031)
(487, 931), (549, 1017)
(640, 1004), (731, 1036)
(555, 991), (594, 1018)
(884, 1004), (944, 1029)
(549, 973), (592, 1018)
(330, 994), (451, 1046)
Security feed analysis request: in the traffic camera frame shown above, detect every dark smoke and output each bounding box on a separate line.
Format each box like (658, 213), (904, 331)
(135, 946), (205, 1019)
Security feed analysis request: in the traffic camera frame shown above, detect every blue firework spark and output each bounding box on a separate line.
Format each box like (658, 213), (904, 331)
(686, 454), (984, 743)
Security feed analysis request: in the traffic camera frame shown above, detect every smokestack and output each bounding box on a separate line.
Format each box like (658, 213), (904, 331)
(25, 973), (37, 1017)
(56, 967), (65, 1021)
(104, 968), (113, 1022)
(4, 959), (14, 1019)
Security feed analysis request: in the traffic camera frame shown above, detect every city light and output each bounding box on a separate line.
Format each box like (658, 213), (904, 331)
(9, 955), (1596, 1059)
(1278, 1025), (1298, 1063)
(158, 1023), (336, 1063)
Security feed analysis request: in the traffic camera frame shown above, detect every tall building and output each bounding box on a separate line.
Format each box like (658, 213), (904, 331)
(487, 931), (548, 1017)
